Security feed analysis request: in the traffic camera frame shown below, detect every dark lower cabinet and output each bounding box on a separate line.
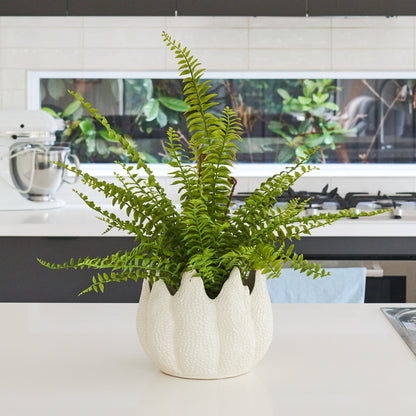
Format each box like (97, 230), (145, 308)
(0, 237), (141, 302)
(1, 236), (410, 303)
(293, 237), (416, 260)
(365, 276), (406, 303)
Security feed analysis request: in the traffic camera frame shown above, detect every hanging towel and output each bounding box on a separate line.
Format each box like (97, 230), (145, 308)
(266, 267), (367, 303)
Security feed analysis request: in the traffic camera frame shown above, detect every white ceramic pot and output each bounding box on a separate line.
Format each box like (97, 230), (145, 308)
(136, 267), (273, 379)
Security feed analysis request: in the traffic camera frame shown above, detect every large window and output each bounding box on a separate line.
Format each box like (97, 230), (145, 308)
(30, 72), (416, 166)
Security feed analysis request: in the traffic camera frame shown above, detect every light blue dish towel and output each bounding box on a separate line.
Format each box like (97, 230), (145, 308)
(266, 267), (367, 303)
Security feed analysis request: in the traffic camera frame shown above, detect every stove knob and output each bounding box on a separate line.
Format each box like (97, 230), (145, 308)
(391, 207), (403, 219)
(349, 207), (360, 219)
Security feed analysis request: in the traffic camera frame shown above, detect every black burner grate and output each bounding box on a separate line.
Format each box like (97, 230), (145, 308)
(232, 187), (416, 213)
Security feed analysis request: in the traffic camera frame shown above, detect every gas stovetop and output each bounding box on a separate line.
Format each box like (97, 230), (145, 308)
(231, 185), (416, 220)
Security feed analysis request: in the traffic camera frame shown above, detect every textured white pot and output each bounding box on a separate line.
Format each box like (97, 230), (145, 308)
(136, 267), (273, 379)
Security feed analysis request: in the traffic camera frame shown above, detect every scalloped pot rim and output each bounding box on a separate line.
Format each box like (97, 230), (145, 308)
(143, 267), (262, 300)
(136, 267), (273, 379)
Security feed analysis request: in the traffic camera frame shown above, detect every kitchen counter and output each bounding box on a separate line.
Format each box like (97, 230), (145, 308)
(2, 202), (416, 237)
(0, 204), (129, 237)
(1, 203), (416, 302)
(0, 303), (415, 415)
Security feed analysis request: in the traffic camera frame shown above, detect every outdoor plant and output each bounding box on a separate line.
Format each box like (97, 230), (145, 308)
(127, 78), (189, 133)
(42, 78), (188, 163)
(43, 101), (133, 162)
(268, 79), (355, 163)
(38, 33), (384, 299)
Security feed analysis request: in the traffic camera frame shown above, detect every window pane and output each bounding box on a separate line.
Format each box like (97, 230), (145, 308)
(39, 76), (416, 164)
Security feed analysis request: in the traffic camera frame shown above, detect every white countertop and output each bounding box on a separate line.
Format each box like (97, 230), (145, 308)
(0, 203), (129, 237)
(0, 303), (415, 415)
(1, 203), (416, 237)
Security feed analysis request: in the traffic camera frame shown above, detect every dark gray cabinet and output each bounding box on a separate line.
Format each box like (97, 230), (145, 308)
(0, 236), (408, 302)
(309, 0), (416, 16)
(0, 237), (141, 303)
(0, 0), (66, 16)
(67, 0), (176, 16)
(177, 0), (306, 16)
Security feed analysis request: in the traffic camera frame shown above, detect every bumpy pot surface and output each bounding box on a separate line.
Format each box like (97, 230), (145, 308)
(136, 267), (273, 379)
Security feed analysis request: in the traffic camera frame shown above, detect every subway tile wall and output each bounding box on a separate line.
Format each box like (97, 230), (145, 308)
(1, 15), (416, 110)
(1, 15), (415, 197)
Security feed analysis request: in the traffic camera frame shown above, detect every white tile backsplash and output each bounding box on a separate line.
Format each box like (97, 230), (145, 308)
(1, 89), (26, 110)
(0, 16), (83, 27)
(249, 17), (330, 28)
(332, 48), (414, 70)
(0, 68), (25, 89)
(167, 48), (250, 70)
(332, 28), (414, 49)
(83, 16), (166, 27)
(83, 27), (165, 49)
(249, 49), (331, 70)
(330, 177), (416, 194)
(84, 48), (166, 70)
(0, 15), (415, 193)
(0, 48), (84, 70)
(1, 15), (416, 104)
(0, 27), (83, 49)
(249, 28), (330, 49)
(166, 16), (249, 28)
(164, 27), (249, 49)
(331, 16), (415, 28)
(291, 177), (334, 193)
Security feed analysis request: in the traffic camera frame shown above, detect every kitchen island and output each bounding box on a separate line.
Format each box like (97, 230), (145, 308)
(0, 303), (415, 415)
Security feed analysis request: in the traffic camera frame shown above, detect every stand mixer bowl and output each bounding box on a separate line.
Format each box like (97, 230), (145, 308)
(9, 143), (79, 202)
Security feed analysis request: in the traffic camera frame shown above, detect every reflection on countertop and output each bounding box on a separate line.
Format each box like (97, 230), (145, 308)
(1, 303), (416, 415)
(0, 203), (129, 237)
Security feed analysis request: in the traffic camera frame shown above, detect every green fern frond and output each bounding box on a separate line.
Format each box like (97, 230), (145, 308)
(165, 127), (200, 201)
(200, 106), (243, 220)
(230, 150), (317, 240)
(162, 31), (220, 159)
(281, 249), (329, 280)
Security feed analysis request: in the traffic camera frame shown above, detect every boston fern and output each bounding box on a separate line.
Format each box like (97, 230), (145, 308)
(39, 32), (384, 298)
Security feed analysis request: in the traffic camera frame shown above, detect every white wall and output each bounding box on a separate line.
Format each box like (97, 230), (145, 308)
(1, 15), (416, 197)
(1, 15), (415, 109)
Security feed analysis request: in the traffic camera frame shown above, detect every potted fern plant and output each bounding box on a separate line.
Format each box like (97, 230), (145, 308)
(39, 32), (384, 379)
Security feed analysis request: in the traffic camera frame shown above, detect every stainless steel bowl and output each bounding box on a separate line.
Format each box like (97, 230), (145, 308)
(9, 143), (79, 202)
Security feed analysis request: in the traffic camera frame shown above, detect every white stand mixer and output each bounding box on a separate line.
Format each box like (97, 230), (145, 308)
(0, 110), (78, 211)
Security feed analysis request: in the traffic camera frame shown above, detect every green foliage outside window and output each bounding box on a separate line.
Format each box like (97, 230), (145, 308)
(42, 101), (134, 162)
(268, 79), (356, 163)
(41, 78), (188, 163)
(40, 75), (416, 164)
